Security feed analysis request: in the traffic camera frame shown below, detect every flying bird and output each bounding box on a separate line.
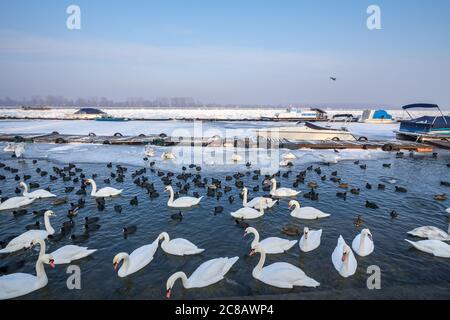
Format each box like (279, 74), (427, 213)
(330, 77), (337, 81)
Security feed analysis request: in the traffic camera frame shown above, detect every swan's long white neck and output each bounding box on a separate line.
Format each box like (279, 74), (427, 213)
(167, 187), (174, 205)
(249, 229), (260, 249)
(44, 214), (55, 235)
(35, 257), (48, 287)
(117, 253), (130, 277)
(252, 250), (266, 278)
(89, 180), (98, 195)
(21, 183), (29, 195)
(35, 238), (46, 257)
(259, 201), (265, 215)
(168, 272), (190, 289)
(242, 189), (248, 206)
(159, 232), (170, 249)
(292, 201), (300, 210)
(271, 180), (277, 191)
(341, 251), (350, 274)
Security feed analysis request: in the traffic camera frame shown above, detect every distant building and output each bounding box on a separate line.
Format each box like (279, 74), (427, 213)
(74, 107), (106, 119)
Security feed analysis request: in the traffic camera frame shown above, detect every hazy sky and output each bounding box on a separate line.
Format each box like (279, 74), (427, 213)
(0, 0), (449, 107)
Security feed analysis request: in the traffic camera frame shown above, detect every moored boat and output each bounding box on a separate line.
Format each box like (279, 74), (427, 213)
(261, 107), (327, 122)
(361, 109), (394, 124)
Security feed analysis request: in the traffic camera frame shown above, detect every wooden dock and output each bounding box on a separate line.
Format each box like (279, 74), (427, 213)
(0, 132), (434, 152)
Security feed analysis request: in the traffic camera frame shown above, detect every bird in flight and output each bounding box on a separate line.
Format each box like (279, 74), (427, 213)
(330, 77), (337, 81)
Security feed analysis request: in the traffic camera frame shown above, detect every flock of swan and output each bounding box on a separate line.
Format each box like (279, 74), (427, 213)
(0, 145), (449, 300)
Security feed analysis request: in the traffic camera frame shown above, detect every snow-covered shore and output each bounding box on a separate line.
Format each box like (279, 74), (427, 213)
(0, 107), (445, 121)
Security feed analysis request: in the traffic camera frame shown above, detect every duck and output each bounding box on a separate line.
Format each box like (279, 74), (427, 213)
(250, 245), (319, 289)
(85, 179), (122, 198)
(170, 212), (183, 220)
(299, 227), (322, 252)
(395, 186), (407, 193)
(407, 224), (450, 241)
(353, 215), (363, 227)
(0, 250), (54, 300)
(281, 226), (300, 237)
(365, 200), (378, 209)
(164, 185), (202, 208)
(288, 200), (330, 220)
(244, 227), (297, 254)
(123, 225), (137, 237)
(113, 237), (159, 278)
(165, 256), (239, 298)
(230, 198), (267, 220)
(234, 219), (249, 229)
(0, 196), (35, 211)
(158, 232), (204, 256)
(405, 239), (450, 258)
(0, 211), (56, 254)
(390, 210), (399, 219)
(269, 178), (300, 198)
(32, 238), (96, 264)
(19, 182), (56, 199)
(434, 194), (447, 201)
(352, 229), (374, 256)
(332, 236), (357, 278)
(241, 187), (277, 209)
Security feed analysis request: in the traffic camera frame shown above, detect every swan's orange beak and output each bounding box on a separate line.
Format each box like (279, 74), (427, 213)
(368, 234), (373, 241)
(341, 252), (347, 262)
(249, 249), (255, 256)
(49, 259), (55, 268)
(166, 289), (171, 299)
(113, 262), (118, 270)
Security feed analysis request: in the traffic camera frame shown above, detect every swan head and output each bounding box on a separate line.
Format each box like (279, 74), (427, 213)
(166, 272), (185, 299)
(39, 254), (55, 268)
(112, 253), (127, 271)
(244, 227), (257, 238)
(84, 179), (94, 186)
(288, 200), (300, 210)
(362, 228), (373, 241)
(249, 244), (264, 256)
(44, 210), (56, 217)
(241, 187), (248, 194)
(19, 181), (26, 188)
(164, 185), (173, 192)
(270, 178), (277, 184)
(303, 227), (310, 240)
(341, 245), (352, 262)
(158, 232), (169, 241)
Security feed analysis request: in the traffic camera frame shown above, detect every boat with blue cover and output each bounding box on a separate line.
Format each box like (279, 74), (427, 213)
(395, 104), (450, 141)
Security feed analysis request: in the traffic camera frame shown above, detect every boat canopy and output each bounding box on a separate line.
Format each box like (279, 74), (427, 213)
(402, 104), (439, 110)
(372, 109), (392, 120)
(304, 122), (336, 131)
(332, 114), (354, 118)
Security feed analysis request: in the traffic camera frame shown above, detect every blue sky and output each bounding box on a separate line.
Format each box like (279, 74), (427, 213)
(0, 0), (449, 107)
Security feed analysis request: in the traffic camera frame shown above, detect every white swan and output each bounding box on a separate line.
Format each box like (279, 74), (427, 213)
(332, 235), (357, 278)
(0, 252), (54, 300)
(164, 185), (202, 208)
(19, 182), (56, 199)
(352, 229), (374, 257)
(250, 245), (320, 289)
(144, 146), (156, 157)
(3, 143), (16, 152)
(161, 152), (176, 160)
(244, 227), (296, 254)
(231, 198), (266, 219)
(159, 232), (204, 256)
(405, 239), (450, 258)
(242, 187), (277, 209)
(165, 256), (239, 298)
(407, 224), (450, 241)
(282, 152), (296, 160)
(33, 238), (96, 264)
(0, 210), (56, 254)
(279, 160), (293, 167)
(85, 178), (122, 198)
(113, 237), (159, 277)
(270, 178), (300, 198)
(14, 143), (25, 158)
(0, 196), (35, 211)
(231, 153), (242, 162)
(299, 227), (322, 252)
(319, 153), (340, 164)
(288, 200), (330, 220)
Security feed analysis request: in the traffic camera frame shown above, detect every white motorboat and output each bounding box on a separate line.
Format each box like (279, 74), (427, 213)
(256, 122), (357, 141)
(261, 107), (327, 122)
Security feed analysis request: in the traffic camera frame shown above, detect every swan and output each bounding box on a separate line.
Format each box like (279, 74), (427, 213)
(14, 143), (25, 158)
(231, 198), (267, 219)
(242, 187), (277, 209)
(0, 252), (54, 300)
(270, 178), (300, 198)
(299, 227), (322, 252)
(165, 256), (239, 298)
(279, 160), (293, 167)
(3, 143), (16, 152)
(405, 239), (450, 258)
(288, 200), (330, 220)
(144, 146), (156, 157)
(332, 235), (357, 278)
(159, 232), (204, 256)
(85, 178), (122, 198)
(164, 185), (202, 208)
(0, 210), (56, 254)
(282, 152), (296, 160)
(407, 224), (450, 241)
(0, 196), (35, 211)
(352, 228), (374, 257)
(19, 182), (56, 199)
(250, 245), (320, 289)
(161, 152), (176, 160)
(319, 153), (340, 164)
(244, 227), (297, 254)
(113, 237), (159, 277)
(231, 153), (242, 162)
(33, 238), (96, 264)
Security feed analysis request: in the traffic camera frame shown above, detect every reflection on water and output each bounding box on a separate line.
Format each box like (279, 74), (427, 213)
(0, 145), (449, 300)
